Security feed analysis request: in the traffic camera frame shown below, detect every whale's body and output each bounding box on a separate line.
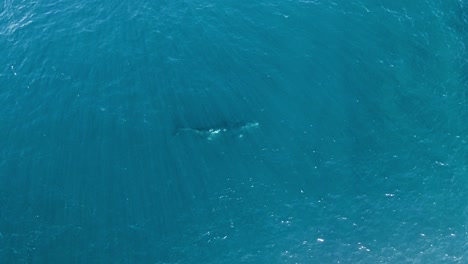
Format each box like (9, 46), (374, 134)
(174, 121), (259, 140)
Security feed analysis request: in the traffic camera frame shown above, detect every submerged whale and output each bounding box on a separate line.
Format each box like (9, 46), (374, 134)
(174, 121), (259, 140)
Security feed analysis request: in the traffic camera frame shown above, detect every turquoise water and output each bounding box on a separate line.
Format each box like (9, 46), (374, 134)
(1, 0), (467, 263)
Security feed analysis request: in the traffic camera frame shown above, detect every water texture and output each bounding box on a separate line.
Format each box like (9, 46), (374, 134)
(0, 0), (467, 263)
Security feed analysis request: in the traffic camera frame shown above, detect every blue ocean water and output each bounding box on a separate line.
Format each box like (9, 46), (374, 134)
(1, 0), (467, 263)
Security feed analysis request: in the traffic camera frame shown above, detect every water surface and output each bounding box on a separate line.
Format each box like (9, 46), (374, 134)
(0, 0), (467, 263)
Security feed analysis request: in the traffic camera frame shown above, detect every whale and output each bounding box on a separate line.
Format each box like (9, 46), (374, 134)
(174, 121), (259, 140)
